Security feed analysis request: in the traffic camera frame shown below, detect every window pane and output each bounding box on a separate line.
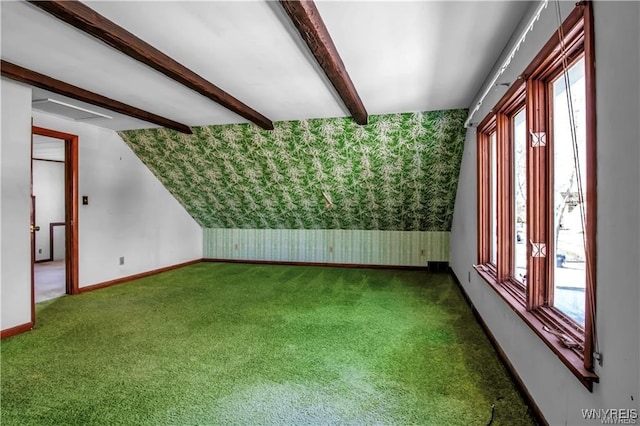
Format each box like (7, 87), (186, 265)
(513, 108), (527, 284)
(552, 57), (586, 326)
(490, 132), (497, 264)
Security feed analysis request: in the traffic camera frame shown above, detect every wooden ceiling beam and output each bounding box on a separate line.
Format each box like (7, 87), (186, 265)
(1, 60), (193, 134)
(280, 0), (368, 125)
(28, 0), (274, 130)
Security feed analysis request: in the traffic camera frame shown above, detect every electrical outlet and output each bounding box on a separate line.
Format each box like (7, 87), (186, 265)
(119, 256), (125, 265)
(38, 248), (42, 254)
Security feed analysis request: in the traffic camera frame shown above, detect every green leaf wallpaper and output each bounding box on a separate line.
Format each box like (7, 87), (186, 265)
(118, 109), (466, 231)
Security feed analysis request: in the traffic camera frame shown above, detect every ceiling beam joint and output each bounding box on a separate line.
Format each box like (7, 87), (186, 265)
(1, 60), (193, 134)
(280, 0), (368, 125)
(28, 0), (274, 130)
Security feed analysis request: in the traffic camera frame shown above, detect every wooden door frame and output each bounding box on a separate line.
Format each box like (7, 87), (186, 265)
(31, 126), (79, 321)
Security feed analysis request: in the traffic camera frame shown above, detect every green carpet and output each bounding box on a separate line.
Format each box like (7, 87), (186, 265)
(1, 263), (534, 425)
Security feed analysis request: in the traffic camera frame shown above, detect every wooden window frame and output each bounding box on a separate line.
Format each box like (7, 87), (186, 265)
(475, 3), (598, 391)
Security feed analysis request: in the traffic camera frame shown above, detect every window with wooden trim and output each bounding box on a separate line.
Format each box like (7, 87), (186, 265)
(475, 3), (598, 390)
(489, 131), (497, 265)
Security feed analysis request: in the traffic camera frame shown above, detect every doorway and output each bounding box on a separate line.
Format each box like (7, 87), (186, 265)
(30, 127), (78, 321)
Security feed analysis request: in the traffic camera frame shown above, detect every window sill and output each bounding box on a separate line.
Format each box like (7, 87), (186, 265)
(473, 264), (599, 391)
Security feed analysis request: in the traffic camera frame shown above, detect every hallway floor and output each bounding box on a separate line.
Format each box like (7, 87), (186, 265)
(35, 260), (66, 303)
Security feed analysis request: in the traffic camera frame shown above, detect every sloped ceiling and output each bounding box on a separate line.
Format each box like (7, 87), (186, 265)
(119, 109), (467, 231)
(1, 1), (531, 130)
(2, 1), (531, 232)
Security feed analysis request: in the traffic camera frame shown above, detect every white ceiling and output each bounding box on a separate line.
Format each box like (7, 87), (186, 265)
(1, 0), (532, 131)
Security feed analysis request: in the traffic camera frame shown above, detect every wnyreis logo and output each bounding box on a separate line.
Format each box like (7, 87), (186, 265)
(581, 408), (638, 424)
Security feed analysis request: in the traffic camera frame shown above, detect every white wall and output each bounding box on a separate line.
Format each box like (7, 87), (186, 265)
(52, 226), (65, 261)
(1, 78), (203, 334)
(32, 112), (202, 288)
(33, 160), (65, 261)
(450, 1), (640, 424)
(1, 79), (33, 330)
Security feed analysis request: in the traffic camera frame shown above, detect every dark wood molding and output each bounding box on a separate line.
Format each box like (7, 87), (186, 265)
(521, 6), (585, 80)
(28, 0), (274, 130)
(30, 121), (38, 325)
(582, 0), (596, 373)
(1, 322), (34, 340)
(476, 116), (498, 267)
(65, 129), (79, 295)
(79, 259), (202, 293)
(2, 60), (192, 134)
(492, 79), (526, 118)
(474, 265), (598, 391)
(49, 222), (66, 262)
(30, 136), (36, 325)
(476, 130), (491, 265)
(32, 158), (64, 164)
(449, 269), (548, 426)
(279, 0), (368, 125)
(495, 112), (512, 283)
(202, 258), (430, 271)
(526, 78), (548, 310)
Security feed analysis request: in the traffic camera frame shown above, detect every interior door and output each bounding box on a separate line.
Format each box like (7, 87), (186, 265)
(29, 130), (37, 324)
(32, 126), (79, 296)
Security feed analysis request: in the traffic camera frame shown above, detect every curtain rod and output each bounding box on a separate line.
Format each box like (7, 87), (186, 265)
(465, 0), (549, 128)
